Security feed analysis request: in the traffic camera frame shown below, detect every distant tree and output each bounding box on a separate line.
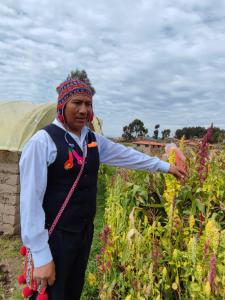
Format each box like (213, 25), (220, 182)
(217, 131), (225, 143)
(122, 119), (148, 141)
(153, 124), (160, 139)
(211, 127), (225, 143)
(161, 129), (171, 139)
(175, 127), (206, 139)
(174, 126), (225, 143)
(122, 125), (133, 141)
(67, 69), (96, 95)
(175, 129), (183, 139)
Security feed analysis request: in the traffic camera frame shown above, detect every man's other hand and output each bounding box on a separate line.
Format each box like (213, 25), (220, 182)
(33, 260), (56, 287)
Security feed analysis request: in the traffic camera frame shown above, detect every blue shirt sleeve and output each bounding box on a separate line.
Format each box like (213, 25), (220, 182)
(95, 133), (170, 173)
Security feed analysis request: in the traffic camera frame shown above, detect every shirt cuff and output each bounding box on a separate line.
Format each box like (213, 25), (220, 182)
(32, 244), (53, 268)
(157, 161), (170, 173)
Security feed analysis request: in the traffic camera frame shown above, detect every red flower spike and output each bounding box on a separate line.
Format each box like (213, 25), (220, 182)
(20, 246), (27, 256)
(197, 124), (213, 183)
(22, 286), (34, 298)
(18, 274), (26, 285)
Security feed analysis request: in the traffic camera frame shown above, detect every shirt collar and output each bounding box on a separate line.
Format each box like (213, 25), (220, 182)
(53, 118), (89, 142)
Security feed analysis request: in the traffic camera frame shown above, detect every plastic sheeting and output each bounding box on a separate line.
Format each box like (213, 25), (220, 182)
(0, 101), (103, 152)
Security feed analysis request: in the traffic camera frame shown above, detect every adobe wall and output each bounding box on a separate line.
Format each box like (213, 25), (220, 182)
(0, 151), (20, 235)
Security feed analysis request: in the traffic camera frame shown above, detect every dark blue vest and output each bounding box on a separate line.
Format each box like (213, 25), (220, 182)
(43, 124), (100, 232)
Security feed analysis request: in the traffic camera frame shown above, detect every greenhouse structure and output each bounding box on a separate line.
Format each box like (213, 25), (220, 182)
(0, 101), (103, 234)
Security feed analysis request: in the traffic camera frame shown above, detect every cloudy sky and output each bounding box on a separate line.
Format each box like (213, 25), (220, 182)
(0, 0), (225, 137)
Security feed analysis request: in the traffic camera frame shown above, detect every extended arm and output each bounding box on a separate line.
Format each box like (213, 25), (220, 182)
(95, 134), (185, 179)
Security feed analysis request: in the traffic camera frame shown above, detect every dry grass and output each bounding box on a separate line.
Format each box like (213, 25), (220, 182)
(0, 234), (23, 300)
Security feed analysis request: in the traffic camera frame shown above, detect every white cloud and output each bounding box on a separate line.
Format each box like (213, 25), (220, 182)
(0, 0), (225, 136)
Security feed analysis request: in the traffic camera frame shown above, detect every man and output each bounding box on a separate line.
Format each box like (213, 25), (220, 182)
(20, 78), (186, 300)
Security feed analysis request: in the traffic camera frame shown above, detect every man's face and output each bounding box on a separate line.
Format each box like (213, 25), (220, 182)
(64, 95), (93, 135)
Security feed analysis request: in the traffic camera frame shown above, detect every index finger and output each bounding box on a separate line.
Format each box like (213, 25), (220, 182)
(41, 279), (48, 288)
(177, 167), (187, 176)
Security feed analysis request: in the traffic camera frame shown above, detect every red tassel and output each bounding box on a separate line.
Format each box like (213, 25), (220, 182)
(22, 286), (33, 298)
(36, 286), (48, 300)
(32, 280), (38, 291)
(64, 150), (74, 170)
(58, 114), (65, 124)
(36, 293), (48, 300)
(18, 274), (26, 285)
(20, 246), (27, 256)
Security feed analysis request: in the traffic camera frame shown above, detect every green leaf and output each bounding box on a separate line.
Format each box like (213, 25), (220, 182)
(195, 199), (205, 213)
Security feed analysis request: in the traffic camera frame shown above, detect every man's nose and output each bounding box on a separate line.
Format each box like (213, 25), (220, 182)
(79, 103), (88, 114)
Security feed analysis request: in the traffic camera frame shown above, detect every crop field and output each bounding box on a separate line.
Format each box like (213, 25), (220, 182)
(1, 133), (225, 299)
(96, 137), (225, 299)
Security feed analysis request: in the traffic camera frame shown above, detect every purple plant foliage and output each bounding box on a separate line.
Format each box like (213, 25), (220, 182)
(197, 124), (213, 183)
(99, 225), (112, 244)
(198, 212), (204, 238)
(97, 225), (113, 273)
(106, 261), (111, 269)
(101, 263), (106, 272)
(100, 247), (105, 254)
(209, 254), (217, 292)
(204, 240), (209, 256)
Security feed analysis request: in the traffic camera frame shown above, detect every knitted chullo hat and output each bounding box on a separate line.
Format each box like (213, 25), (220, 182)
(56, 78), (93, 123)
